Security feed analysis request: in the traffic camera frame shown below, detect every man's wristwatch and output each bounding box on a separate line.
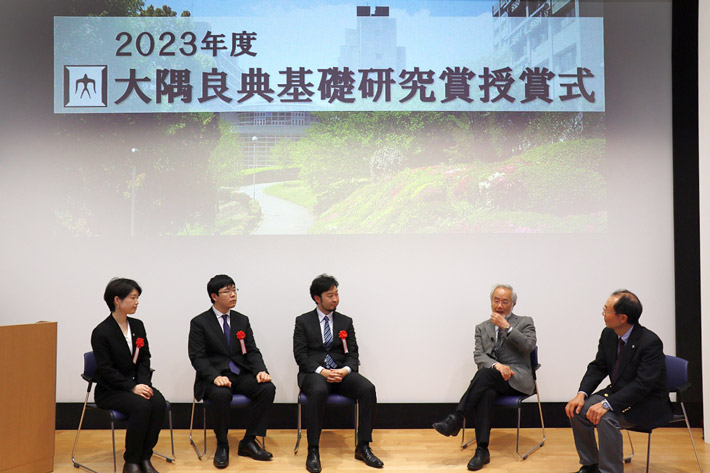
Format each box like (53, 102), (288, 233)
(601, 399), (612, 411)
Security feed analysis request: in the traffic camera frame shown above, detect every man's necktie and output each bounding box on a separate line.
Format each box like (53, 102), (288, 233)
(222, 314), (241, 375)
(611, 338), (625, 387)
(493, 327), (504, 359)
(323, 316), (338, 369)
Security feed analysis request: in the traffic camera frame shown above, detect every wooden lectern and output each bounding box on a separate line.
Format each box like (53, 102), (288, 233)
(0, 322), (57, 473)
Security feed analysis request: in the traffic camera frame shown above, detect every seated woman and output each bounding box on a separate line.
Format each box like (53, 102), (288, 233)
(91, 278), (166, 473)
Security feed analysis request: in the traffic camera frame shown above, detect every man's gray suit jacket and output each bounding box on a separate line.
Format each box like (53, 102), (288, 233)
(473, 313), (537, 395)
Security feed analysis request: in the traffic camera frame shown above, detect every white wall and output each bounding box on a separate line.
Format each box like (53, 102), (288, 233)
(699, 0), (710, 444)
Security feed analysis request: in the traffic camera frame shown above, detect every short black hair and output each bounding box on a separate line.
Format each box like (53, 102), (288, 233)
(611, 289), (643, 325)
(207, 274), (235, 303)
(310, 274), (338, 302)
(103, 278), (142, 311)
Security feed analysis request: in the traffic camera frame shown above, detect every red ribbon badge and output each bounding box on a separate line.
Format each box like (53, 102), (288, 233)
(339, 330), (348, 353)
(133, 337), (145, 364)
(236, 331), (247, 354)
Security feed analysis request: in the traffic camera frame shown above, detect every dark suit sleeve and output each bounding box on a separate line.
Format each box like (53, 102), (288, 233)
(188, 316), (221, 384)
(242, 316), (268, 373)
(133, 319), (153, 386)
(608, 335), (666, 412)
(91, 322), (136, 392)
(293, 315), (319, 373)
(343, 317), (359, 371)
(578, 330), (613, 395)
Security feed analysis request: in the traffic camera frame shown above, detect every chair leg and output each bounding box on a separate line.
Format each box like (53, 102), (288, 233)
(460, 417), (476, 450)
(189, 397), (207, 460)
(152, 403), (176, 463)
(623, 430), (635, 463)
(516, 387), (546, 460)
(71, 392), (101, 473)
(294, 398), (302, 454)
(255, 436), (267, 450)
(645, 432), (651, 473)
(680, 401), (704, 472)
(354, 400), (360, 448)
(168, 408), (175, 460)
(110, 415), (117, 473)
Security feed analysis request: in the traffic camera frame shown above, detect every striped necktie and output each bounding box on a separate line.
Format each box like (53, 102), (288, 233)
(323, 316), (338, 369)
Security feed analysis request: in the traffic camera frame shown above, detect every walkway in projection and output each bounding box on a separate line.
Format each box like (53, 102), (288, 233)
(239, 182), (314, 235)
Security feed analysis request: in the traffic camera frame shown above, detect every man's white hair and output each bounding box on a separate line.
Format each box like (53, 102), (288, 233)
(490, 284), (517, 305)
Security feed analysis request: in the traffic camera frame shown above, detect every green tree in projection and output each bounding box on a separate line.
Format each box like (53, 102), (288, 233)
(55, 1), (219, 236)
(53, 112), (220, 236)
(208, 120), (244, 188)
(289, 111), (458, 213)
(71, 0), (145, 16)
(141, 4), (191, 16)
(70, 0), (189, 17)
(445, 111), (605, 164)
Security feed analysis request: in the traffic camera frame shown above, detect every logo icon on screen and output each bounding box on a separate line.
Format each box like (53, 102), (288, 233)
(63, 65), (108, 108)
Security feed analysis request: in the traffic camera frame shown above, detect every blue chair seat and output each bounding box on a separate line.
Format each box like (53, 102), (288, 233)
(298, 392), (355, 405)
(494, 395), (526, 408)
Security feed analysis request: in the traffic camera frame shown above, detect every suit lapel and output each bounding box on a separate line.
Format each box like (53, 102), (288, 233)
(228, 311), (238, 353)
(305, 309), (323, 347)
(108, 315), (133, 358)
(485, 321), (497, 352)
(332, 311), (343, 342)
(507, 313), (518, 327)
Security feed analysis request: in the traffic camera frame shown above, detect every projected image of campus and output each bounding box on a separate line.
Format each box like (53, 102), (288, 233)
(219, 110), (604, 235)
(52, 0), (605, 236)
(53, 110), (605, 235)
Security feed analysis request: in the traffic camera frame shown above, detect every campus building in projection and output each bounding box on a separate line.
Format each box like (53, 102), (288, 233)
(492, 0), (603, 76)
(221, 5), (406, 169)
(339, 6), (406, 72)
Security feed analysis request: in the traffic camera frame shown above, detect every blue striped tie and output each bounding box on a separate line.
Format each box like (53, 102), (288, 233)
(323, 316), (338, 369)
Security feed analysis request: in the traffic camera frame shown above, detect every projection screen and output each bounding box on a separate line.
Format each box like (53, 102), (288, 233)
(0, 0), (674, 404)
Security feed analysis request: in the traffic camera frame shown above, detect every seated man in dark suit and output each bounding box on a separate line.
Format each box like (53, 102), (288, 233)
(188, 274), (275, 469)
(432, 284), (536, 471)
(565, 289), (672, 473)
(293, 274), (383, 473)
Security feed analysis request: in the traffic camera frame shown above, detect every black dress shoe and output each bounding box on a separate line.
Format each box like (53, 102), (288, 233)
(140, 459), (159, 473)
(213, 444), (229, 469)
(355, 445), (384, 468)
(238, 439), (273, 461)
(432, 413), (462, 437)
(306, 447), (321, 473)
(122, 463), (142, 473)
(467, 446), (490, 471)
(140, 458), (158, 473)
(572, 465), (599, 473)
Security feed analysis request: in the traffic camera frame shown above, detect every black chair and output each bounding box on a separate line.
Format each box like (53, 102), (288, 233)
(71, 351), (175, 473)
(461, 347), (545, 460)
(189, 394), (266, 460)
(623, 355), (703, 472)
(294, 392), (359, 453)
